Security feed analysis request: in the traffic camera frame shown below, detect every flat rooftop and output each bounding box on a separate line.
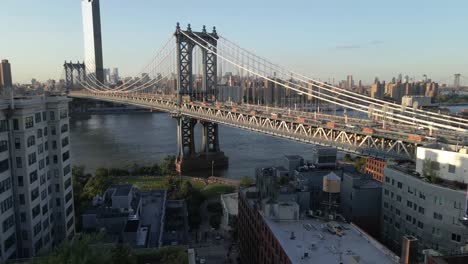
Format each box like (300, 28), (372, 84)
(221, 192), (238, 215)
(262, 216), (399, 264)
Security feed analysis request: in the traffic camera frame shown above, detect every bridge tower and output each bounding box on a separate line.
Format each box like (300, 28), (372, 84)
(174, 23), (228, 174)
(63, 61), (86, 92)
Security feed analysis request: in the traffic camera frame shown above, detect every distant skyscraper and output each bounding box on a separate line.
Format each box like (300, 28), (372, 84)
(346, 75), (353, 89)
(112, 68), (119, 83)
(0, 59), (12, 90)
(81, 0), (104, 83)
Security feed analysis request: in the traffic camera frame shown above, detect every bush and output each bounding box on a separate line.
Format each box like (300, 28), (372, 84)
(207, 202), (223, 214)
(239, 176), (253, 187)
(209, 214), (221, 229)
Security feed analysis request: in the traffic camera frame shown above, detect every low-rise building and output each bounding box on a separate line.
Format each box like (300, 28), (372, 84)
(220, 192), (238, 232)
(238, 187), (399, 264)
(381, 161), (468, 257)
(82, 185), (167, 248)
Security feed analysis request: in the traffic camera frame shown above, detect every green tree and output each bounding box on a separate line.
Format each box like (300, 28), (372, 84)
(161, 155), (176, 176)
(111, 243), (136, 264)
(239, 176), (253, 187)
(353, 157), (367, 173)
(422, 158), (442, 183)
(82, 168), (111, 200)
(35, 235), (112, 264)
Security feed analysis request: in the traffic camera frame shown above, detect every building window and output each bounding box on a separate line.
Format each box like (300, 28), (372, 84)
(452, 233), (461, 243)
(62, 137), (69, 147)
(417, 221), (424, 229)
(397, 195), (402, 202)
(0, 196), (13, 213)
(62, 151), (70, 162)
(63, 165), (71, 176)
(25, 116), (34, 129)
(37, 128), (43, 138)
(27, 135), (35, 147)
(52, 141), (57, 150)
(0, 120), (8, 132)
(60, 109), (68, 119)
(0, 140), (8, 152)
(50, 111), (55, 121)
(13, 119), (19, 130)
(32, 204), (40, 219)
(42, 111), (47, 121)
(15, 138), (20, 149)
(19, 194), (25, 205)
(35, 112), (42, 123)
(29, 170), (38, 184)
(16, 157), (22, 168)
(51, 126), (56, 135)
(396, 208), (401, 216)
(0, 178), (11, 194)
(407, 200), (413, 208)
(419, 192), (425, 200)
(28, 152), (37, 166)
(38, 144), (43, 154)
(20, 212), (26, 222)
(0, 159), (9, 173)
(61, 124), (68, 133)
(384, 189), (389, 196)
(418, 206), (425, 215)
(31, 187), (39, 202)
(433, 212), (443, 220)
(53, 155), (58, 164)
(18, 176), (23, 187)
(2, 214), (14, 232)
(406, 214), (412, 222)
(385, 177), (390, 183)
(448, 165), (456, 173)
(4, 233), (15, 251)
(397, 182), (403, 189)
(44, 127), (48, 136)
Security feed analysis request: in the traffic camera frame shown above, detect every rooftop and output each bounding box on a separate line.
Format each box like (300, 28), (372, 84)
(262, 216), (399, 264)
(220, 192), (238, 216)
(387, 162), (467, 191)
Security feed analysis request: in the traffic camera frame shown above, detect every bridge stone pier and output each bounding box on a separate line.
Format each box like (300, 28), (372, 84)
(174, 116), (228, 174)
(174, 23), (228, 174)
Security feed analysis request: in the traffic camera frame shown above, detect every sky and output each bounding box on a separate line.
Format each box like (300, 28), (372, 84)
(1, 0), (467, 85)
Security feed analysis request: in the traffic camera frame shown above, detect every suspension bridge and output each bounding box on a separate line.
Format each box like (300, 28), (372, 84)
(65, 23), (468, 173)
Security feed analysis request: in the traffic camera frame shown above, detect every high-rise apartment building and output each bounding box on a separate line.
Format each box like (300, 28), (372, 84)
(0, 59), (13, 90)
(82, 0), (104, 83)
(0, 96), (74, 261)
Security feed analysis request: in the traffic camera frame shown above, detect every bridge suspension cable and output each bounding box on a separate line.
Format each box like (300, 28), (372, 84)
(181, 30), (467, 133)
(213, 35), (468, 128)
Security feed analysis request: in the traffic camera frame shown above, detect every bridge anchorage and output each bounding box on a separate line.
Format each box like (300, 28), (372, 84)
(174, 23), (228, 174)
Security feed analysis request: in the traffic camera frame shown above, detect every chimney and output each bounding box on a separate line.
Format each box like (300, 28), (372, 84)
(401, 235), (418, 264)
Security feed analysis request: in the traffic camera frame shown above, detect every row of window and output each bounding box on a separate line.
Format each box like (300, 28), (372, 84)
(0, 177), (12, 194)
(2, 214), (14, 233)
(0, 196), (13, 213)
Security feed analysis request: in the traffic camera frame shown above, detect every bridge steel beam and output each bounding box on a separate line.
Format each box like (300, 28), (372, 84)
(70, 92), (431, 161)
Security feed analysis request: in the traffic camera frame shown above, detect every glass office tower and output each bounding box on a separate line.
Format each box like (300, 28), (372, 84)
(81, 0), (104, 84)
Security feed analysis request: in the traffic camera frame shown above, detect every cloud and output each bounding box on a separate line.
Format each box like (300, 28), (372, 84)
(335, 44), (362, 49)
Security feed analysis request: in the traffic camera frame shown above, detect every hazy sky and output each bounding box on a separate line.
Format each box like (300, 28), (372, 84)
(1, 0), (467, 84)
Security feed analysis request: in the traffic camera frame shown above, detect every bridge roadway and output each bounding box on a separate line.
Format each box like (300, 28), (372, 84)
(69, 91), (444, 160)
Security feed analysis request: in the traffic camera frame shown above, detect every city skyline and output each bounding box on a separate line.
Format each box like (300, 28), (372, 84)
(1, 0), (468, 84)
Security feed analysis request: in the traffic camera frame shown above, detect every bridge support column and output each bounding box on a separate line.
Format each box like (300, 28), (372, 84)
(175, 116), (228, 174)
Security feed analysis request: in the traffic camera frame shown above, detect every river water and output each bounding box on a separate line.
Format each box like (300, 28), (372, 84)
(70, 113), (321, 179)
(69, 104), (467, 179)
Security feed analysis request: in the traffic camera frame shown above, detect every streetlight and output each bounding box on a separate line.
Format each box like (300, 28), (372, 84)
(211, 160), (214, 177)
